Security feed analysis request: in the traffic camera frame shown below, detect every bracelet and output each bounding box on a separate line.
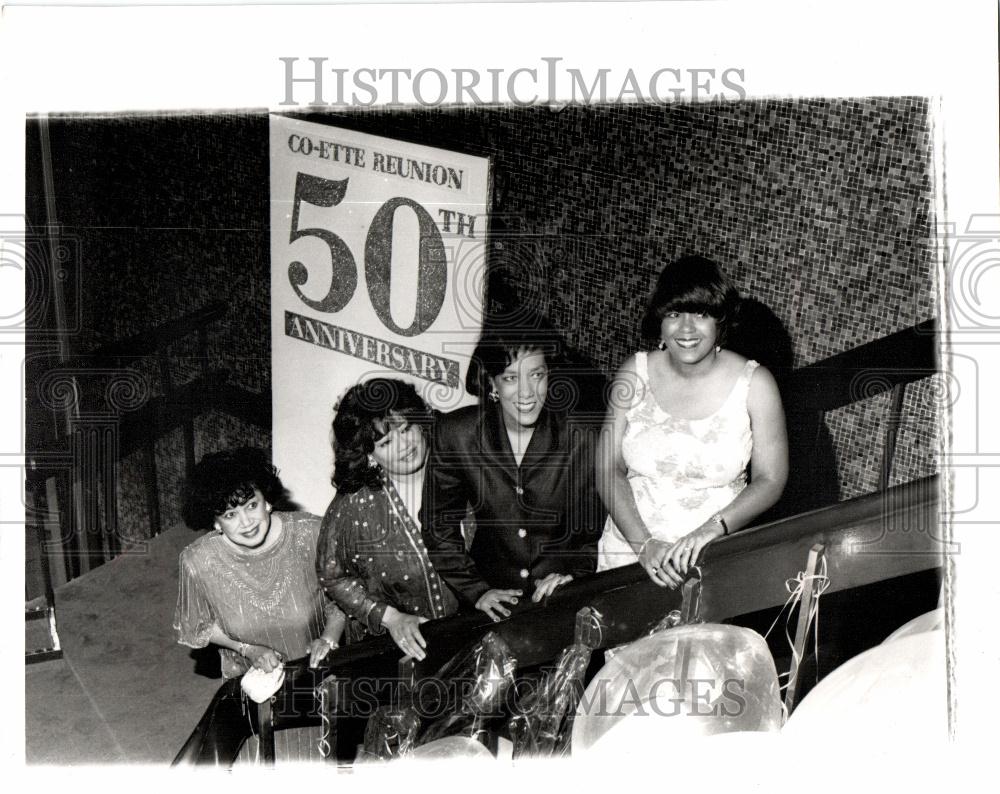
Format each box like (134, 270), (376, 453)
(712, 513), (730, 536)
(636, 536), (655, 556)
(238, 641), (249, 657)
(318, 636), (339, 650)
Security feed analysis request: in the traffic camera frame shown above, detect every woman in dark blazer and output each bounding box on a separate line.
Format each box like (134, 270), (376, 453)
(420, 319), (607, 621)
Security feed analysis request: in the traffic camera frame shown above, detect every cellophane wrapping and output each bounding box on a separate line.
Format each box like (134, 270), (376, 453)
(507, 642), (593, 758)
(416, 631), (517, 748)
(361, 703), (421, 760)
(572, 623), (782, 755)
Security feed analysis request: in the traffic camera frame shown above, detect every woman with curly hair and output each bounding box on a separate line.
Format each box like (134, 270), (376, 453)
(317, 379), (458, 661)
(174, 447), (345, 680)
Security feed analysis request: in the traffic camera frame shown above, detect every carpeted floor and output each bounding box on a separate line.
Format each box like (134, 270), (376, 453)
(25, 525), (223, 765)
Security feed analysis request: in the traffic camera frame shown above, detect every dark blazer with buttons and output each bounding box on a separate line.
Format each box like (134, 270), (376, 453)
(420, 401), (606, 606)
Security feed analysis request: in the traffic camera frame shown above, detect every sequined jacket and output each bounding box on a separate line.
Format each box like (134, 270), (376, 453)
(317, 475), (459, 643)
(420, 403), (605, 605)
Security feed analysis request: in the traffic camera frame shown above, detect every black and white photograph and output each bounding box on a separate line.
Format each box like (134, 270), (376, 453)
(4, 0), (999, 781)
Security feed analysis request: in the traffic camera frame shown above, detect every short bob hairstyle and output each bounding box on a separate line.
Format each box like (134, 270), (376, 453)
(183, 447), (283, 531)
(332, 378), (435, 494)
(467, 314), (566, 399)
(640, 255), (739, 345)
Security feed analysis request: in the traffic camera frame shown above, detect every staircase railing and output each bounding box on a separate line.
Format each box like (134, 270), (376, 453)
(25, 300), (271, 584)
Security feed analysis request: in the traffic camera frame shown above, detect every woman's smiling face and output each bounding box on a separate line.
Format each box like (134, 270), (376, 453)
(214, 487), (272, 550)
(491, 348), (549, 430)
(371, 413), (427, 477)
(660, 310), (719, 365)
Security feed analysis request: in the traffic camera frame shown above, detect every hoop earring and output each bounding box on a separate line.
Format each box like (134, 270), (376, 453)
(489, 389), (500, 403)
(657, 340), (668, 351)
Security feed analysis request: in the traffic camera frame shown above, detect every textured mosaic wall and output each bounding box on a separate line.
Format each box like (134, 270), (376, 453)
(26, 98), (937, 543)
(301, 98), (938, 500)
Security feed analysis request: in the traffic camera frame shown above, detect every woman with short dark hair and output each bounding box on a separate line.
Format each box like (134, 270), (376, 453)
(597, 255), (788, 584)
(174, 447), (345, 678)
(317, 379), (458, 660)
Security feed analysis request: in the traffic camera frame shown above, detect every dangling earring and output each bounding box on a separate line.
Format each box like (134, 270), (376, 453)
(489, 389), (500, 402)
(715, 345), (721, 354)
(657, 340), (668, 351)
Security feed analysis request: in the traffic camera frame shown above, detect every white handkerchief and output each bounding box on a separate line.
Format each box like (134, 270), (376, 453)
(241, 664), (285, 703)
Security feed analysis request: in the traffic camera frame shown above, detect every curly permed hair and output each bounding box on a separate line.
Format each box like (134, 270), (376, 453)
(182, 447), (284, 530)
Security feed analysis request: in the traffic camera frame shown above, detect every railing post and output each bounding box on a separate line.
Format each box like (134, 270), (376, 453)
(141, 438), (162, 536)
(257, 698), (275, 766)
(679, 566), (703, 624)
(880, 382), (907, 491)
(784, 543), (827, 714)
(574, 606), (604, 649)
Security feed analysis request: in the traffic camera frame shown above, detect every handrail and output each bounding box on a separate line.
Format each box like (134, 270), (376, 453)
(171, 678), (249, 766)
(56, 301), (229, 365)
(174, 474), (942, 764)
(304, 475), (944, 674)
(764, 317), (937, 519)
(777, 318), (936, 413)
(25, 300), (268, 582)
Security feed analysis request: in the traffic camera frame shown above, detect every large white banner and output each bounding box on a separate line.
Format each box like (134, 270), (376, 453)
(270, 116), (490, 514)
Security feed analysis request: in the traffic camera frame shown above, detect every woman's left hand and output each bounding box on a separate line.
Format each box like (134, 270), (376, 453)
(666, 521), (725, 577)
(245, 644), (284, 673)
(532, 573), (573, 603)
(308, 637), (339, 668)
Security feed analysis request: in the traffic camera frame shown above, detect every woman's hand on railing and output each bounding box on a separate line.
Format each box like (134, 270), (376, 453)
(531, 573), (573, 603)
(666, 521), (725, 577)
(475, 589), (522, 622)
(308, 636), (339, 668)
(637, 538), (684, 589)
(243, 644), (283, 673)
(381, 606), (429, 661)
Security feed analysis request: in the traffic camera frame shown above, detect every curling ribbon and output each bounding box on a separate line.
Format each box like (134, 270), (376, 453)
(762, 558), (831, 719)
(317, 679), (334, 759)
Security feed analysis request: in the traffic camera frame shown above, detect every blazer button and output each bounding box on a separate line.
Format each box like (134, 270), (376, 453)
(519, 568), (530, 579)
(517, 528), (527, 538)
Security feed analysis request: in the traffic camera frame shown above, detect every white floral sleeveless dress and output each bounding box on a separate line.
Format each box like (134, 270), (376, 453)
(597, 352), (759, 571)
